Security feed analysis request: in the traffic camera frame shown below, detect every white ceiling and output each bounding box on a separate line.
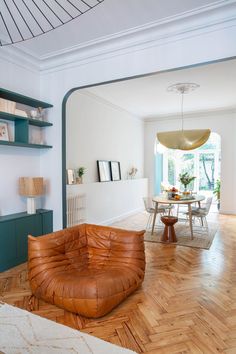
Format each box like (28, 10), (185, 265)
(86, 58), (236, 119)
(13, 0), (220, 58)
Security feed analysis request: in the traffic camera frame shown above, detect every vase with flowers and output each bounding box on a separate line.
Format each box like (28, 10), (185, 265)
(179, 172), (196, 193)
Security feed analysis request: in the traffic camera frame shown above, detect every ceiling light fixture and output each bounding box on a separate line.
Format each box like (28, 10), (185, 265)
(157, 83), (211, 150)
(0, 0), (105, 47)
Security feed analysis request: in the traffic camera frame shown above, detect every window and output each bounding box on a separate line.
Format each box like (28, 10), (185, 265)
(161, 133), (221, 196)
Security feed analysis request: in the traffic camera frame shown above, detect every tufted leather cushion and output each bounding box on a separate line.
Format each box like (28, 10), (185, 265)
(28, 224), (145, 318)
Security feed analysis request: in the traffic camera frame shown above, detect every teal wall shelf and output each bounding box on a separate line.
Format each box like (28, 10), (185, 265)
(0, 141), (52, 149)
(0, 88), (53, 108)
(0, 111), (53, 127)
(0, 88), (53, 149)
(0, 209), (53, 272)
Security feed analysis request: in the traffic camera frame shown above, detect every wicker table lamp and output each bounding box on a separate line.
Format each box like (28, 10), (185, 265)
(19, 177), (44, 214)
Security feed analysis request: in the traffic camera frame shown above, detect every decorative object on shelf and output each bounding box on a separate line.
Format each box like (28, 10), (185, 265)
(36, 107), (44, 121)
(128, 167), (138, 179)
(67, 169), (76, 185)
(76, 167), (86, 184)
(213, 179), (221, 210)
(0, 121), (9, 141)
(179, 172), (196, 192)
(110, 161), (121, 181)
(30, 110), (38, 119)
(97, 160), (111, 182)
(0, 0), (105, 47)
(157, 83), (211, 150)
(19, 177), (44, 214)
(15, 109), (28, 117)
(0, 98), (15, 114)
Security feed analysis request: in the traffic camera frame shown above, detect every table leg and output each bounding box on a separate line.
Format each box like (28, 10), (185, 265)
(188, 204), (193, 240)
(151, 202), (158, 235)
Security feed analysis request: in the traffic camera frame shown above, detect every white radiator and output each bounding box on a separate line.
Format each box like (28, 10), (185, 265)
(66, 194), (86, 227)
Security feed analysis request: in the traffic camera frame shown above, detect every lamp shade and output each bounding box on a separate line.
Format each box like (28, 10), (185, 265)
(19, 177), (44, 197)
(157, 129), (211, 150)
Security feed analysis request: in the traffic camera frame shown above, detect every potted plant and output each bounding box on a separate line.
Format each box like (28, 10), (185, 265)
(213, 179), (221, 210)
(179, 172), (196, 192)
(76, 167), (86, 184)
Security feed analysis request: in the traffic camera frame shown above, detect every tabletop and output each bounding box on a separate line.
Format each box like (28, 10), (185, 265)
(152, 195), (205, 205)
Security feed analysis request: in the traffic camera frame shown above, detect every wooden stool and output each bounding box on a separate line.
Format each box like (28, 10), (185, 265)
(161, 216), (178, 242)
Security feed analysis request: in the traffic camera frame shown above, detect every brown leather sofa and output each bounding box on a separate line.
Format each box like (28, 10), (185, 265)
(28, 223), (145, 318)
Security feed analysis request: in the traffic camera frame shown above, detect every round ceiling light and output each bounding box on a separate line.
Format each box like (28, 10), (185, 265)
(0, 0), (105, 46)
(157, 83), (211, 151)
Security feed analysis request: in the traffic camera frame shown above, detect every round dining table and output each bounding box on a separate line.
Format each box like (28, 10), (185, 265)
(151, 195), (205, 239)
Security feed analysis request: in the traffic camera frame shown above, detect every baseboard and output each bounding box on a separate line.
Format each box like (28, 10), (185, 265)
(99, 208), (144, 226)
(219, 209), (236, 215)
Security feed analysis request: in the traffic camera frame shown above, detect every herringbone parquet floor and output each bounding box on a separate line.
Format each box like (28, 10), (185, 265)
(1, 212), (236, 353)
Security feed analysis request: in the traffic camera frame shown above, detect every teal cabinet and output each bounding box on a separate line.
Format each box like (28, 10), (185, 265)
(0, 221), (17, 270)
(41, 211), (53, 234)
(0, 209), (53, 272)
(15, 214), (42, 261)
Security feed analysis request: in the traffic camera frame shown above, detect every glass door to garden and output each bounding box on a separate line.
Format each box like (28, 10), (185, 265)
(161, 132), (221, 206)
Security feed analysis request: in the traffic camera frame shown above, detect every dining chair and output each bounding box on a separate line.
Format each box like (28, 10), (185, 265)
(143, 197), (172, 230)
(185, 197), (213, 230)
(177, 191), (197, 217)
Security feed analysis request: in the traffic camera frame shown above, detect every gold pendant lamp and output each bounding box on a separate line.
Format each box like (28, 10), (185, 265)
(157, 83), (211, 150)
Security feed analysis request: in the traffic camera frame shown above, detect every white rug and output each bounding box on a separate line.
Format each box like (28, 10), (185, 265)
(0, 303), (137, 354)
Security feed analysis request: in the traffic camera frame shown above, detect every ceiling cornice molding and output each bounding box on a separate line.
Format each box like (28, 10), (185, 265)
(0, 45), (39, 74)
(76, 90), (142, 122)
(38, 0), (236, 73)
(144, 107), (236, 123)
(1, 0), (236, 74)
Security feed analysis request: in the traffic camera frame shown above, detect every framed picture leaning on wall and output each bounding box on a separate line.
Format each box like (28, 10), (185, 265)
(67, 169), (76, 185)
(110, 161), (121, 181)
(97, 160), (111, 182)
(0, 121), (9, 141)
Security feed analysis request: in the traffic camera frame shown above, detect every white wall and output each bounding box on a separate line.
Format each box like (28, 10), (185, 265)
(67, 178), (148, 225)
(39, 22), (236, 230)
(66, 91), (144, 182)
(0, 51), (42, 216)
(0, 51), (39, 97)
(144, 110), (236, 214)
